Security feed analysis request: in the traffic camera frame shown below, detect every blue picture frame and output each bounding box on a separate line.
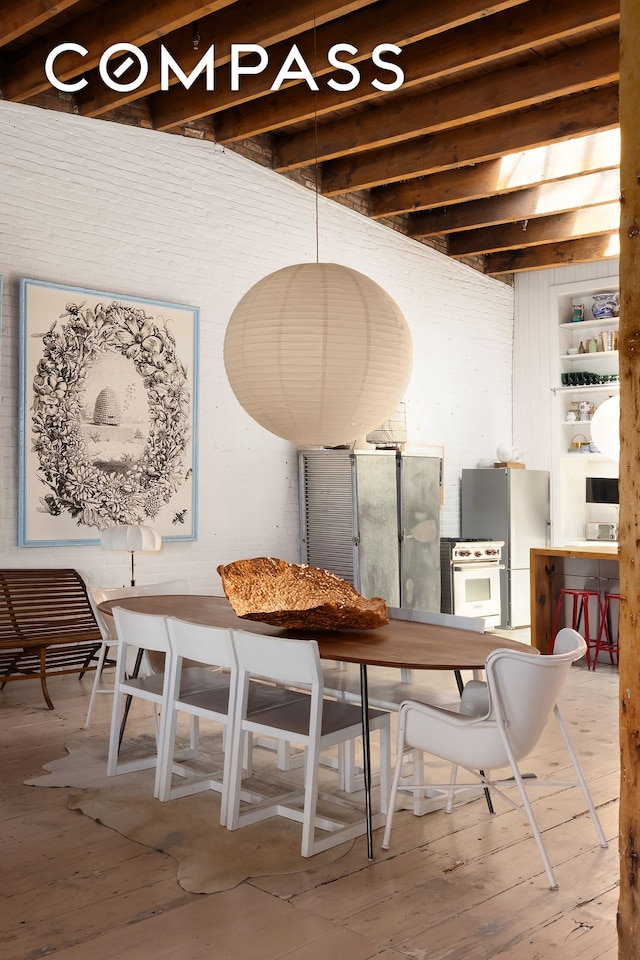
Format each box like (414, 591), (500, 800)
(18, 278), (199, 547)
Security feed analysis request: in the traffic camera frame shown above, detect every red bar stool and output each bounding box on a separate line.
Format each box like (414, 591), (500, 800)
(592, 593), (621, 670)
(551, 588), (603, 669)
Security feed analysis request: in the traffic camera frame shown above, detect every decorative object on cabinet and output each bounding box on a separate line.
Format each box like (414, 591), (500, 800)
(496, 443), (523, 464)
(571, 302), (584, 322)
(18, 279), (198, 547)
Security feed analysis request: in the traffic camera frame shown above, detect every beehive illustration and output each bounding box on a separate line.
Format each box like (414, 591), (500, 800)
(93, 387), (122, 425)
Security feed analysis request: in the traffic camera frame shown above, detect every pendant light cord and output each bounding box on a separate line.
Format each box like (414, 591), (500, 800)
(313, 0), (319, 263)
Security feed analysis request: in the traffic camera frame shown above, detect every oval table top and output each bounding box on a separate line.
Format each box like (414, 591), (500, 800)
(98, 594), (535, 671)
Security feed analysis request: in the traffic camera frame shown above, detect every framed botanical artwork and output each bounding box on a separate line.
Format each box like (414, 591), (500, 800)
(18, 279), (199, 546)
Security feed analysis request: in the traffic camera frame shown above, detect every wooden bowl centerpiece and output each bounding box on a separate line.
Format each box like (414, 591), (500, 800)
(217, 556), (388, 630)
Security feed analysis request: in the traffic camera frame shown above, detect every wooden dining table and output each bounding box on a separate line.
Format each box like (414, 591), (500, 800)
(98, 593), (535, 859)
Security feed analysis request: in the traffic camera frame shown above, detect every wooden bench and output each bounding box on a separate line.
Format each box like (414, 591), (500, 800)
(0, 568), (102, 710)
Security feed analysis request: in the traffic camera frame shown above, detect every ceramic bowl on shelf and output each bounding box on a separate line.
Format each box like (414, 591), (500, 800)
(567, 347), (580, 355)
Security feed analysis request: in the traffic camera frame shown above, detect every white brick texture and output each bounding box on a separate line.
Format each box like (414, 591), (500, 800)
(0, 101), (514, 591)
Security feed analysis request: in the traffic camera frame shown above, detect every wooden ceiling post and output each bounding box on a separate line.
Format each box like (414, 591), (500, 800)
(617, 1), (640, 954)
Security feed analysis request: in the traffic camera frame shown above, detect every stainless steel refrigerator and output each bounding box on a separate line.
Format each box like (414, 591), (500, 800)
(299, 448), (441, 612)
(461, 468), (550, 628)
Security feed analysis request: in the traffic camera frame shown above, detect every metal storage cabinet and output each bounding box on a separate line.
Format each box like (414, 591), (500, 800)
(298, 449), (441, 612)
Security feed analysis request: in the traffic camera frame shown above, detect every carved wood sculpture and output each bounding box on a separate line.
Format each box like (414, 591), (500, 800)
(618, 2), (639, 953)
(217, 557), (388, 630)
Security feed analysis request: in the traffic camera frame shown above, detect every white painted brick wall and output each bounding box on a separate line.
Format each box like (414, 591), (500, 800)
(0, 100), (513, 592)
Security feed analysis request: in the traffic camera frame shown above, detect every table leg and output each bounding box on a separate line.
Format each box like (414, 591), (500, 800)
(359, 663), (374, 860)
(118, 648), (144, 750)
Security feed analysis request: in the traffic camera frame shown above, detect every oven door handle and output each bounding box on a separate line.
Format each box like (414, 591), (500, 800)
(453, 563), (505, 572)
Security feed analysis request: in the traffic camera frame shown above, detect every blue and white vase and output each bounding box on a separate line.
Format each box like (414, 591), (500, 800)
(591, 292), (619, 319)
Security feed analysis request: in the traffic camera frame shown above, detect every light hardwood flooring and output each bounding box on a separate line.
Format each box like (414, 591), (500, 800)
(1, 657), (619, 960)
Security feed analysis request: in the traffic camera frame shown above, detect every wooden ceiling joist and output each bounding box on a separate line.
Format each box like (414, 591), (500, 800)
(448, 201), (621, 257)
(3, 1), (237, 101)
(149, 0), (525, 132)
(82, 0), (378, 120)
(213, 0), (620, 145)
(369, 131), (621, 218)
(485, 232), (620, 273)
(409, 168), (621, 237)
(275, 32), (619, 171)
(321, 84), (619, 195)
(0, 1), (79, 47)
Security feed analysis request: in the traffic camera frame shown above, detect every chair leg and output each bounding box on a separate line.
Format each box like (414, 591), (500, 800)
(107, 684), (124, 777)
(507, 759), (559, 890)
(446, 763), (458, 814)
(554, 707), (608, 848)
(378, 720), (391, 815)
(156, 702), (179, 802)
(84, 641), (109, 729)
(382, 744), (409, 849)
(301, 738), (321, 857)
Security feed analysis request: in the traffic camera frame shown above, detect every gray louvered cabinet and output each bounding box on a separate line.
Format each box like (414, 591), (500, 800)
(298, 449), (441, 612)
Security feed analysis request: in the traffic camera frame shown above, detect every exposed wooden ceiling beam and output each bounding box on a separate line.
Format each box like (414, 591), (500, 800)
(448, 202), (620, 256)
(370, 131), (621, 218)
(150, 0), (525, 131)
(0, 0), (79, 47)
(276, 32), (619, 170)
(321, 84), (620, 195)
(0, 0), (623, 274)
(81, 0), (375, 119)
(4, 0), (236, 101)
(214, 0), (619, 144)
(485, 233), (620, 273)
(409, 168), (620, 236)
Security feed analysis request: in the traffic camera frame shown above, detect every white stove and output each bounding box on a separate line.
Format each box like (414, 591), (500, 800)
(440, 538), (505, 628)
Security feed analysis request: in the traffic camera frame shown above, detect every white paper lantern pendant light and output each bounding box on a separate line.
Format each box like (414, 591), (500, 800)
(224, 262), (412, 448)
(224, 18), (412, 448)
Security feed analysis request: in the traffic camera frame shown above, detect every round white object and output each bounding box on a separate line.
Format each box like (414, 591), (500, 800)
(590, 395), (620, 460)
(224, 263), (413, 446)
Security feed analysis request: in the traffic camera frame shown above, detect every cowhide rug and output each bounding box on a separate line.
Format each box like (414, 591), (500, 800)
(25, 734), (356, 894)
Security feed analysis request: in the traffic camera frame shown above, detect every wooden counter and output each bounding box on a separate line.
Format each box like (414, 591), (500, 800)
(530, 545), (618, 653)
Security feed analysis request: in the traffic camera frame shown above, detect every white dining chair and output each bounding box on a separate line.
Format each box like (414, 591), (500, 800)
(226, 629), (391, 857)
(106, 607), (214, 797)
(85, 579), (191, 728)
(157, 617), (309, 823)
(381, 627), (608, 890)
(321, 607), (486, 803)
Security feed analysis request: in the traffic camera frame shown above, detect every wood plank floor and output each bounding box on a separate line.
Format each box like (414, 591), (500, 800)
(0, 658), (620, 960)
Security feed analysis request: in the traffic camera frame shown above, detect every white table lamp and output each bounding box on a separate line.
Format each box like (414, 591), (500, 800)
(100, 524), (162, 586)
